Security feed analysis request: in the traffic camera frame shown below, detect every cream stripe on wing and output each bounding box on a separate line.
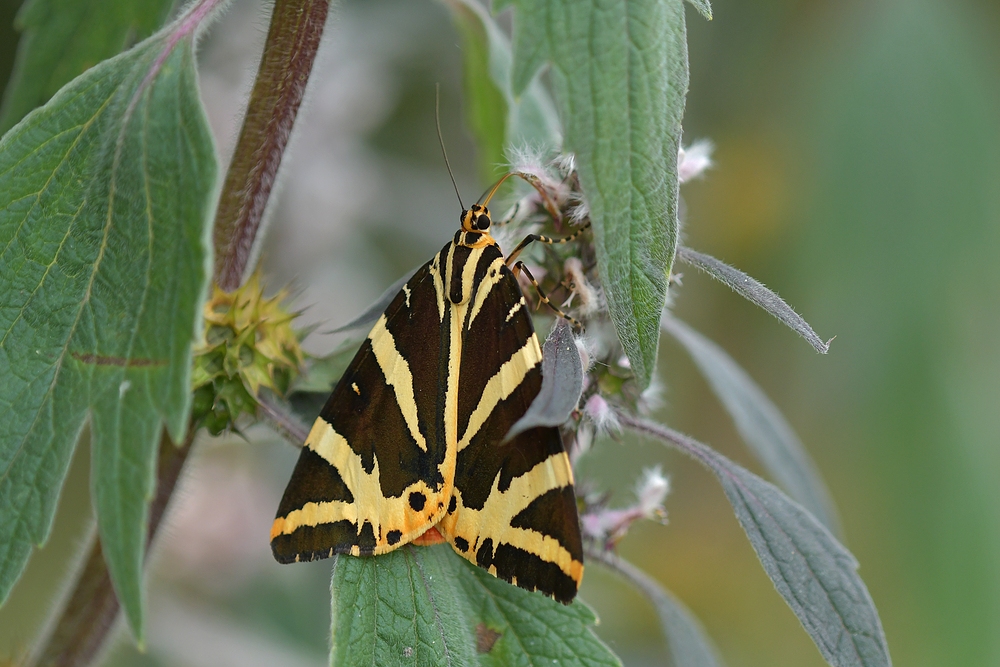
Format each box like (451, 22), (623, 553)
(270, 419), (447, 551)
(368, 314), (427, 452)
(457, 334), (542, 451)
(446, 453), (581, 580)
(466, 256), (505, 327)
(430, 253), (446, 321)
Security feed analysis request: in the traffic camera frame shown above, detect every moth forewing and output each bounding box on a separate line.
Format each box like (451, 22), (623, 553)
(271, 262), (455, 562)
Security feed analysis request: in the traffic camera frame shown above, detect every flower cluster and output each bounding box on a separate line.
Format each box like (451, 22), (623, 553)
(191, 273), (304, 435)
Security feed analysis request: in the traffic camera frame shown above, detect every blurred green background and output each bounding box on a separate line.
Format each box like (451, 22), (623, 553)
(1, 0), (998, 665)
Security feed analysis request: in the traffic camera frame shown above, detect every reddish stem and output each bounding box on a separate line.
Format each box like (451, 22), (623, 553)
(213, 0), (331, 290)
(29, 427), (196, 667)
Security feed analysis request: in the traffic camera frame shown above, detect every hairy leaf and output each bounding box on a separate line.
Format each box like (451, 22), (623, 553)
(676, 246), (831, 354)
(331, 544), (619, 666)
(501, 0), (695, 388)
(661, 315), (841, 536)
(588, 547), (723, 667)
(454, 551), (620, 667)
(330, 546), (478, 666)
(0, 0), (175, 133)
(622, 416), (892, 667)
(505, 318), (583, 441)
(685, 0), (713, 21)
(0, 2), (221, 639)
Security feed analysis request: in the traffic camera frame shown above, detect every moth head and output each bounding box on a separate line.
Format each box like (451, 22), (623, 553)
(461, 204), (492, 232)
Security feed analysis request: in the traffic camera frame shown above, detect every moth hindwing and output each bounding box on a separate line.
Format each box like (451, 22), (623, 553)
(272, 203), (584, 603)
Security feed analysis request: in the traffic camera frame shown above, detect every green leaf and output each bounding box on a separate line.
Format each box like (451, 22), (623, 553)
(0, 2), (220, 640)
(685, 0), (713, 21)
(0, 0), (175, 134)
(661, 315), (842, 536)
(446, 0), (561, 175)
(330, 545), (477, 666)
(675, 246), (831, 354)
(451, 1), (508, 182)
(504, 318), (583, 442)
(331, 544), (620, 666)
(455, 555), (620, 667)
(623, 417), (892, 667)
(504, 0), (690, 388)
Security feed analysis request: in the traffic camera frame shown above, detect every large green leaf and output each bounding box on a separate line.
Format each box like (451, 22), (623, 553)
(331, 544), (619, 666)
(499, 0), (693, 388)
(0, 2), (219, 640)
(0, 0), (175, 134)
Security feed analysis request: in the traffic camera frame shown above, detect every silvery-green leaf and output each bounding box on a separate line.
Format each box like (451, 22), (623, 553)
(505, 318), (583, 442)
(661, 315), (841, 536)
(588, 547), (724, 667)
(676, 246), (831, 354)
(621, 416), (892, 667)
(328, 268), (419, 334)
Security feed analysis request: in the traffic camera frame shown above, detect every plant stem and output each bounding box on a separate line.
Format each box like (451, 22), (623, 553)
(213, 0), (331, 291)
(257, 392), (310, 444)
(29, 427), (197, 667)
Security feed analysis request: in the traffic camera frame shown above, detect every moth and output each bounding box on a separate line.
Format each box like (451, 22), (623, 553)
(270, 179), (585, 603)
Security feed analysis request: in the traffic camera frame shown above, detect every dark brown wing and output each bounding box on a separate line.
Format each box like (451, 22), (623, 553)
(271, 254), (457, 562)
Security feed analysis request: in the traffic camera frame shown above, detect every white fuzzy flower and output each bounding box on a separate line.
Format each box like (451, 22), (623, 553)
(634, 466), (670, 519)
(561, 257), (603, 317)
(678, 139), (714, 183)
(584, 394), (620, 433)
(581, 467), (670, 544)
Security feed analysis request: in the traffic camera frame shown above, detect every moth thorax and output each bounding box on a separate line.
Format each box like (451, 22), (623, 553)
(461, 203), (492, 232)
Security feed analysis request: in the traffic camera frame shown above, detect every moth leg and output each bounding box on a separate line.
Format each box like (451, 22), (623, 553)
(493, 200), (522, 228)
(504, 222), (591, 267)
(511, 261), (583, 331)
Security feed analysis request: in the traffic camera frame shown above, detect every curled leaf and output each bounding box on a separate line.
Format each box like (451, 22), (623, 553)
(505, 319), (583, 442)
(587, 547), (724, 667)
(328, 268), (419, 334)
(675, 245), (831, 354)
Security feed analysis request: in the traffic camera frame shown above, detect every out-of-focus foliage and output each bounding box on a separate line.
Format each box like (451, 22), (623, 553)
(0, 0), (174, 132)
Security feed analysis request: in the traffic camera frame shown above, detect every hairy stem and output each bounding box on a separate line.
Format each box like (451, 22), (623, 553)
(258, 392), (310, 444)
(29, 426), (196, 667)
(213, 0), (331, 291)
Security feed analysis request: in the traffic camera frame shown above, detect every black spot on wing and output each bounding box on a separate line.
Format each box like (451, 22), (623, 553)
(510, 486), (583, 562)
(493, 544), (578, 604)
(454, 536), (469, 552)
(448, 496), (457, 514)
(476, 538), (495, 569)
(271, 520), (358, 563)
(408, 492), (426, 511)
(358, 521), (377, 552)
(275, 446), (354, 519)
(386, 530), (402, 545)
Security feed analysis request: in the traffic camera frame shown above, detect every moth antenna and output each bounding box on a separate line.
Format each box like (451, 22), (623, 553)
(435, 84), (464, 210)
(478, 172), (516, 206)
